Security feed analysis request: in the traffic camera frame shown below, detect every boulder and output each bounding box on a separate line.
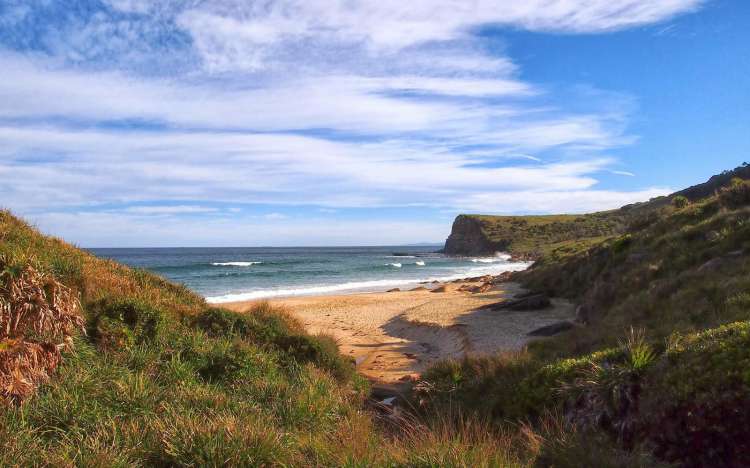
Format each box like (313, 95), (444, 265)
(487, 293), (551, 311)
(705, 230), (721, 242)
(575, 304), (591, 324)
(527, 321), (574, 337)
(386, 288), (400, 292)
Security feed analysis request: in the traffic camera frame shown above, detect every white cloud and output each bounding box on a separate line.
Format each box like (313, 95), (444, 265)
(178, 1), (703, 70)
(122, 205), (219, 215)
(0, 0), (704, 245)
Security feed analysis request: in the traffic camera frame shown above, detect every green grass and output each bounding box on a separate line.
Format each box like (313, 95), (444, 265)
(1, 209), (569, 466)
(417, 170), (750, 466)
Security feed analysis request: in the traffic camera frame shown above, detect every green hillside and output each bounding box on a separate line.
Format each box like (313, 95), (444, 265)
(0, 210), (562, 466)
(422, 168), (750, 466)
(444, 164), (750, 259)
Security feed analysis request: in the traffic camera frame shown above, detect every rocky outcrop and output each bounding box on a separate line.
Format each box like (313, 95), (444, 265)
(443, 215), (508, 256)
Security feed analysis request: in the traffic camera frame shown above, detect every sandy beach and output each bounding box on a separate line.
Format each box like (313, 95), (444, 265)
(224, 279), (574, 384)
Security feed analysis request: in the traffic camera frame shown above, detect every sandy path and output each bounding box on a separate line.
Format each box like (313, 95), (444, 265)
(224, 281), (574, 384)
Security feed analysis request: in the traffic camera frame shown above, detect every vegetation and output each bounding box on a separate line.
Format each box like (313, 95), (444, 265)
(4, 165), (750, 466)
(0, 209), (570, 466)
(419, 166), (750, 466)
(445, 212), (626, 258)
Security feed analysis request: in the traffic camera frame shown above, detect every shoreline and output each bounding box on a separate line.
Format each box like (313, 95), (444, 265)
(206, 258), (533, 303)
(223, 275), (574, 384)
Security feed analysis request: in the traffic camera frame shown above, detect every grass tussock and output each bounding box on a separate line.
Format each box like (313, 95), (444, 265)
(1, 256), (84, 405)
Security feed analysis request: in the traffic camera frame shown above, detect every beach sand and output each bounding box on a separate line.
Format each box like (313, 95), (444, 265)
(224, 280), (574, 385)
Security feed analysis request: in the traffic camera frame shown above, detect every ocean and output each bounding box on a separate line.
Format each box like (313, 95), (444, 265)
(89, 246), (531, 303)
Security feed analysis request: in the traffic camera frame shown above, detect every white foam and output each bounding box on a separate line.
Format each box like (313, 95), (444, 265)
(471, 253), (512, 263)
(206, 260), (533, 303)
(386, 262), (402, 268)
(415, 260), (426, 266)
(211, 261), (262, 267)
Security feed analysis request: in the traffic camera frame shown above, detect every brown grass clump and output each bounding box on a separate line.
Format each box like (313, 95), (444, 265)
(0, 256), (84, 405)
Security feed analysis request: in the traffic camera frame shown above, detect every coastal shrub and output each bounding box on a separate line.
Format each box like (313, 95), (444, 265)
(196, 341), (263, 383)
(671, 195), (689, 208)
(89, 297), (167, 349)
(719, 177), (750, 208)
(193, 307), (252, 338)
(611, 234), (633, 254)
(641, 321), (750, 466)
(194, 304), (354, 381)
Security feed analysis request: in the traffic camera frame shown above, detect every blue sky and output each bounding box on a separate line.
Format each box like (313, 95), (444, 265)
(0, 0), (748, 247)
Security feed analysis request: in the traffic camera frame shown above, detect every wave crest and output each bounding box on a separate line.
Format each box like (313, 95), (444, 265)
(211, 261), (262, 267)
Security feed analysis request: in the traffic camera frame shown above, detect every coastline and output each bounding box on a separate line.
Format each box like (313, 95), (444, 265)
(205, 255), (533, 303)
(224, 276), (574, 384)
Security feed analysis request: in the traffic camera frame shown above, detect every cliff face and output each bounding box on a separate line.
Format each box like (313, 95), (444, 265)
(443, 215), (508, 256)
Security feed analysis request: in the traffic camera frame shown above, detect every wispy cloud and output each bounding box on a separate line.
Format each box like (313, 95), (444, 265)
(0, 0), (701, 244)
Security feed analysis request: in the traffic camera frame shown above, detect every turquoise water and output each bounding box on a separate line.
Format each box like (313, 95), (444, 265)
(89, 246), (530, 303)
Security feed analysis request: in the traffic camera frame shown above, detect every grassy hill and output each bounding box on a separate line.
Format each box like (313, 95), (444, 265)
(444, 164), (750, 259)
(0, 210), (564, 466)
(444, 212), (623, 258)
(422, 166), (750, 466)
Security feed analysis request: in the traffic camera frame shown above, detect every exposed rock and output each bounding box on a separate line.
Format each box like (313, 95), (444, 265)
(443, 215), (508, 256)
(575, 304), (591, 324)
(398, 373), (420, 382)
(627, 252), (647, 264)
(386, 288), (400, 292)
(409, 286), (428, 291)
(698, 257), (727, 272)
(431, 285), (448, 293)
(527, 321), (574, 337)
(705, 230), (721, 242)
(486, 293), (551, 311)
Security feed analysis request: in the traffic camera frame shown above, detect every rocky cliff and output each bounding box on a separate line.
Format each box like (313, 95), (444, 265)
(443, 215), (509, 256)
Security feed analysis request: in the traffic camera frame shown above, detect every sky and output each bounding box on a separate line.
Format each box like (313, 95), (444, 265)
(0, 0), (748, 247)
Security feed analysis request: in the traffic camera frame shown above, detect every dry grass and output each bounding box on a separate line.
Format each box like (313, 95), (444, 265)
(0, 256), (84, 405)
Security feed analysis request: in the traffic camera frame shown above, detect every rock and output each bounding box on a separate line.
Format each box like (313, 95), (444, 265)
(698, 257), (726, 272)
(513, 290), (542, 299)
(481, 282), (494, 292)
(488, 293), (551, 311)
(575, 304), (590, 324)
(444, 215), (508, 256)
(705, 230), (721, 242)
(527, 321), (574, 337)
(398, 373), (420, 382)
(431, 280), (440, 284)
(468, 282), (493, 294)
(409, 286), (428, 291)
(626, 252), (647, 264)
(380, 396), (397, 406)
(386, 288), (401, 292)
(431, 285), (448, 293)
